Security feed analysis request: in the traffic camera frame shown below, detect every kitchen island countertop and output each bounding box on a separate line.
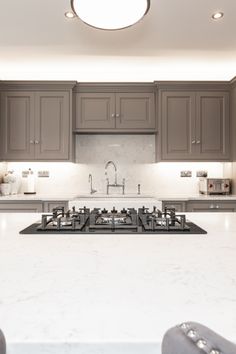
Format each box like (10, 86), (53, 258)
(0, 213), (236, 354)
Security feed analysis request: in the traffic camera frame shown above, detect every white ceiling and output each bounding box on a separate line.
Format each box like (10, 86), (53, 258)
(0, 0), (236, 80)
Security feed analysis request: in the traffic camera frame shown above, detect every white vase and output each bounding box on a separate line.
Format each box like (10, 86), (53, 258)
(0, 183), (11, 196)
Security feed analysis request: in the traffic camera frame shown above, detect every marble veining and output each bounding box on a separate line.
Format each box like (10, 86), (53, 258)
(0, 213), (236, 354)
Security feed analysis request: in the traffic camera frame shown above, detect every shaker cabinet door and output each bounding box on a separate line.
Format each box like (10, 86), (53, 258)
(34, 92), (70, 160)
(75, 93), (116, 129)
(195, 92), (230, 160)
(0, 91), (35, 160)
(161, 91), (196, 160)
(115, 93), (155, 129)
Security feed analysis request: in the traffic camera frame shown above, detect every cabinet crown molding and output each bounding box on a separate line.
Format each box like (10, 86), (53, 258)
(0, 81), (77, 91)
(154, 80), (230, 91)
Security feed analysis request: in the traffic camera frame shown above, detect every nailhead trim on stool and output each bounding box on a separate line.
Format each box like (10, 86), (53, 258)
(178, 323), (221, 354)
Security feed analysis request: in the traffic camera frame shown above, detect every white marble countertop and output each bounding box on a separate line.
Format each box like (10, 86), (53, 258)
(0, 213), (236, 354)
(0, 194), (77, 201)
(1, 193), (236, 202)
(155, 194), (236, 201)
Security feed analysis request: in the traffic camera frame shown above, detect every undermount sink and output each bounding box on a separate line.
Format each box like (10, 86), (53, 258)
(70, 195), (161, 210)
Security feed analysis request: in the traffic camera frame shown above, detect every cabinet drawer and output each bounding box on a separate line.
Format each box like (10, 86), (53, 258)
(0, 202), (43, 212)
(43, 201), (69, 212)
(187, 201), (236, 212)
(162, 201), (186, 212)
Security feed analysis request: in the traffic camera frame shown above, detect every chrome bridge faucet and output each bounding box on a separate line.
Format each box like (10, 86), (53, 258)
(105, 160), (125, 195)
(88, 174), (97, 194)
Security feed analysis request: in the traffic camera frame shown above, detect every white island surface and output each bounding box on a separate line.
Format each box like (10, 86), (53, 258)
(1, 213), (236, 354)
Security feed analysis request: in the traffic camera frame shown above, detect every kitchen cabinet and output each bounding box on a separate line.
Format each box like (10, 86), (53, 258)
(186, 200), (236, 212)
(162, 201), (186, 212)
(0, 201), (43, 212)
(75, 84), (156, 132)
(0, 81), (75, 161)
(0, 200), (69, 213)
(158, 87), (230, 161)
(43, 201), (69, 212)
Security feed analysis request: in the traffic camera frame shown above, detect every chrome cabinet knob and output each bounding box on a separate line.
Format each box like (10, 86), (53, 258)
(116, 113), (120, 118)
(191, 140), (196, 144)
(30, 140), (34, 144)
(216, 205), (219, 209)
(196, 140), (201, 144)
(209, 204), (214, 209)
(34, 140), (40, 144)
(111, 113), (115, 118)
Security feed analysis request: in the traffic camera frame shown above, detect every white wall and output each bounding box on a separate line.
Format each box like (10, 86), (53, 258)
(6, 135), (231, 197)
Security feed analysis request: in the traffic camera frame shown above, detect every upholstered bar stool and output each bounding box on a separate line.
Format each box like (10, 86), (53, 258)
(0, 329), (6, 354)
(162, 322), (236, 354)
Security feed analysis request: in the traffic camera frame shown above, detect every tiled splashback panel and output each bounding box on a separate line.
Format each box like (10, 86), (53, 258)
(76, 135), (156, 164)
(6, 135), (231, 196)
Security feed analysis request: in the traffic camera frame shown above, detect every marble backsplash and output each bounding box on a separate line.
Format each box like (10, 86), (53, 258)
(6, 135), (232, 196)
(75, 134), (156, 164)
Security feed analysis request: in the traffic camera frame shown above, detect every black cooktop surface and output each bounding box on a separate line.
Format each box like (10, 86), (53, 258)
(19, 206), (207, 235)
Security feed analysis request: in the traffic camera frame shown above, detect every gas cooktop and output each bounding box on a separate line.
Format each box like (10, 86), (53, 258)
(20, 206), (207, 235)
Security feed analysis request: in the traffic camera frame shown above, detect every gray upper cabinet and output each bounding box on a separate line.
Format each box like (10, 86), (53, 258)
(34, 92), (70, 160)
(76, 93), (115, 129)
(0, 91), (35, 160)
(115, 93), (155, 129)
(74, 84), (156, 132)
(195, 92), (229, 159)
(0, 81), (75, 161)
(158, 86), (230, 161)
(161, 91), (195, 159)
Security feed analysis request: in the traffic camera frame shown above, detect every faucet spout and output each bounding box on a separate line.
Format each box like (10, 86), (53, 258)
(105, 160), (117, 185)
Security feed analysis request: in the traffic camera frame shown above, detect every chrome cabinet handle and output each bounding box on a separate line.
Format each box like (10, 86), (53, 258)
(192, 140), (196, 144)
(196, 140), (201, 144)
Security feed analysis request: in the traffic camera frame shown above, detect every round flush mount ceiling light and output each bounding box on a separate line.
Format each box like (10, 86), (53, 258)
(71, 0), (150, 30)
(212, 12), (224, 20)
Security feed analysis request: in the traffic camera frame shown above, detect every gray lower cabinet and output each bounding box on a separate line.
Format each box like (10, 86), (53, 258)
(159, 89), (230, 161)
(75, 91), (156, 131)
(43, 201), (69, 212)
(0, 88), (72, 161)
(186, 201), (236, 212)
(0, 201), (43, 212)
(162, 201), (186, 212)
(0, 200), (69, 213)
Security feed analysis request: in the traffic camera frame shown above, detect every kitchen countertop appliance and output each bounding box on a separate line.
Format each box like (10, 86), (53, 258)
(199, 178), (231, 195)
(20, 206), (206, 235)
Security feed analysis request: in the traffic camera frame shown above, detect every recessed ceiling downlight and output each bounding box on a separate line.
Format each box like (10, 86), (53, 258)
(212, 12), (224, 20)
(65, 11), (76, 19)
(71, 0), (150, 30)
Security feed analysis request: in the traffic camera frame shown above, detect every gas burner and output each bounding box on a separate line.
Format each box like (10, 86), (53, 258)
(138, 206), (190, 231)
(20, 205), (207, 235)
(38, 206), (90, 231)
